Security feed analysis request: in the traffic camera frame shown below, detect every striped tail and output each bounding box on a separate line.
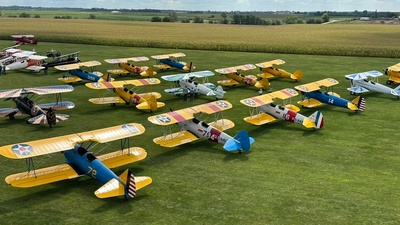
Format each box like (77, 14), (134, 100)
(126, 170), (137, 198)
(353, 96), (366, 112)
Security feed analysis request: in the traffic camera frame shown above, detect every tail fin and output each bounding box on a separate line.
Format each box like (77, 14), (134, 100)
(140, 67), (157, 77)
(291, 70), (303, 81)
(189, 62), (194, 72)
(255, 77), (270, 90)
(391, 85), (400, 96)
(28, 113), (69, 126)
(103, 72), (112, 82)
(305, 111), (324, 129)
(147, 95), (158, 111)
(214, 85), (225, 99)
(94, 169), (152, 199)
(223, 130), (254, 153)
(351, 96), (366, 112)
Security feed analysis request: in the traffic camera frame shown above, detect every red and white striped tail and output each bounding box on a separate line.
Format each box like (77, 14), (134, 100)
(358, 97), (366, 112)
(127, 173), (137, 198)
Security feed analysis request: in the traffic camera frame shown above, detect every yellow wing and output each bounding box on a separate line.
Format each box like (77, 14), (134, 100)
(0, 123), (145, 159)
(255, 59), (285, 68)
(244, 113), (277, 125)
(268, 88), (299, 100)
(389, 76), (400, 83)
(97, 147), (147, 169)
(240, 95), (274, 108)
(153, 64), (172, 70)
(388, 63), (400, 72)
(85, 78), (161, 90)
(148, 100), (232, 126)
(107, 68), (130, 75)
(294, 83), (321, 93)
(89, 97), (125, 104)
(151, 53), (186, 59)
(153, 130), (199, 147)
(215, 64), (256, 74)
(79, 60), (101, 67)
(104, 57), (149, 64)
(209, 119), (235, 131)
(217, 79), (240, 86)
(297, 99), (323, 108)
(315, 78), (339, 87)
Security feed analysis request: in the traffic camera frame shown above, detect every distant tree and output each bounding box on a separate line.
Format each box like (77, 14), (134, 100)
(321, 13), (330, 22)
(209, 20), (214, 24)
(88, 14), (96, 19)
(151, 16), (162, 22)
(315, 18), (322, 24)
(285, 15), (298, 24)
(19, 12), (31, 18)
(169, 12), (178, 22)
(221, 12), (228, 24)
(181, 19), (190, 23)
(33, 14), (40, 18)
(306, 18), (315, 24)
(296, 19), (304, 24)
(0, 11), (2, 17)
(162, 16), (173, 22)
(193, 16), (203, 23)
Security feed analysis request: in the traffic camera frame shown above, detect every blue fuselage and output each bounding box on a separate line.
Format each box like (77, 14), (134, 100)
(70, 69), (102, 82)
(63, 144), (118, 184)
(305, 91), (349, 109)
(160, 59), (185, 70)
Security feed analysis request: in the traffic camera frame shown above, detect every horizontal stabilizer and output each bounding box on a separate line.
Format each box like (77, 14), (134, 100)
(223, 130), (254, 152)
(391, 85), (400, 96)
(6, 164), (80, 188)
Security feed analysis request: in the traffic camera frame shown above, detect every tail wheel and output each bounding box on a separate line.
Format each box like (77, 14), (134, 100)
(386, 80), (393, 85)
(350, 91), (355, 95)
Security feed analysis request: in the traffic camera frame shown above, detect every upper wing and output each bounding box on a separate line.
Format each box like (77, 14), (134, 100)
(79, 60), (101, 67)
(55, 64), (80, 71)
(85, 78), (161, 90)
(345, 70), (382, 80)
(215, 64), (256, 74)
(0, 123), (145, 159)
(315, 78), (339, 87)
(29, 55), (47, 60)
(162, 70), (214, 81)
(190, 100), (233, 115)
(11, 34), (34, 38)
(152, 53), (186, 60)
(0, 85), (74, 98)
(268, 88), (299, 100)
(295, 78), (338, 92)
(105, 57), (149, 64)
(255, 59), (285, 68)
(240, 95), (274, 107)
(388, 63), (400, 72)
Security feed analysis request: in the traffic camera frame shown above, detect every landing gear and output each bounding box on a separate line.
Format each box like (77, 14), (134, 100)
(386, 80), (393, 85)
(350, 91), (355, 95)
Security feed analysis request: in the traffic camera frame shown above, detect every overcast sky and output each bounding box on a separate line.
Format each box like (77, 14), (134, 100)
(1, 0), (399, 11)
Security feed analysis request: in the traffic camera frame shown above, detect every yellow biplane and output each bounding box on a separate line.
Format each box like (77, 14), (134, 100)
(384, 62), (400, 85)
(148, 100), (254, 153)
(104, 56), (157, 77)
(85, 78), (165, 112)
(0, 123), (152, 199)
(151, 53), (194, 71)
(215, 64), (270, 90)
(256, 59), (302, 81)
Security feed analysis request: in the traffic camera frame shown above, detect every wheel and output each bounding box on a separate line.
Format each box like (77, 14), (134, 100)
(386, 80), (393, 85)
(350, 91), (355, 95)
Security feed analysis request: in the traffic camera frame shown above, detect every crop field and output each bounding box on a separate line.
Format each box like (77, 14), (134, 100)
(0, 17), (400, 58)
(0, 18), (400, 224)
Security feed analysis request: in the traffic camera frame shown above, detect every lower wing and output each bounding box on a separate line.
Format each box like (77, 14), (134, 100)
(138, 92), (162, 99)
(39, 101), (75, 110)
(89, 97), (125, 104)
(26, 65), (45, 72)
(297, 98), (323, 108)
(217, 79), (239, 86)
(153, 130), (198, 147)
(209, 119), (235, 131)
(58, 76), (83, 83)
(0, 108), (21, 118)
(389, 76), (400, 83)
(243, 113), (277, 126)
(347, 86), (370, 94)
(5, 164), (81, 188)
(154, 64), (171, 70)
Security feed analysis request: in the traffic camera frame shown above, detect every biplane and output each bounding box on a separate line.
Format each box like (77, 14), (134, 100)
(161, 70), (226, 100)
(151, 53), (194, 71)
(295, 78), (366, 112)
(240, 88), (324, 129)
(105, 56), (157, 77)
(345, 70), (400, 97)
(43, 51), (81, 74)
(148, 100), (254, 153)
(2, 52), (47, 74)
(0, 44), (20, 58)
(384, 63), (400, 85)
(0, 85), (75, 127)
(85, 78), (165, 112)
(55, 61), (112, 84)
(0, 123), (152, 199)
(11, 34), (38, 45)
(215, 64), (270, 90)
(255, 59), (302, 81)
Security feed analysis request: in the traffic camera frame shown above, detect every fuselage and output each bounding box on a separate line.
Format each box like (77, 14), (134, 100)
(179, 79), (213, 96)
(260, 103), (307, 125)
(305, 91), (349, 109)
(178, 118), (231, 145)
(228, 73), (257, 86)
(114, 88), (144, 105)
(14, 96), (46, 116)
(120, 63), (142, 74)
(353, 79), (395, 95)
(261, 67), (291, 79)
(160, 59), (185, 70)
(70, 69), (102, 82)
(63, 144), (119, 184)
(5, 56), (29, 70)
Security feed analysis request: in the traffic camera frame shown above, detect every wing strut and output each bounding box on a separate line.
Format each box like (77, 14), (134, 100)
(25, 158), (37, 178)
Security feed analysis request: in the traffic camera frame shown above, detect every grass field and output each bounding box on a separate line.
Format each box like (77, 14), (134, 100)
(1, 18), (400, 58)
(0, 39), (400, 224)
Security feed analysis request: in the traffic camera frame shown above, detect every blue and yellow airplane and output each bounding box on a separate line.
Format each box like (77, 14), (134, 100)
(151, 53), (194, 71)
(295, 78), (366, 112)
(55, 61), (113, 84)
(0, 123), (152, 199)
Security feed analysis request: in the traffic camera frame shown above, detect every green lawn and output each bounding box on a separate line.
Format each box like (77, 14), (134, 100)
(0, 40), (400, 224)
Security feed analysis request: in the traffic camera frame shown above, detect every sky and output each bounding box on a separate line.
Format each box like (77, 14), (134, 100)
(1, 0), (400, 12)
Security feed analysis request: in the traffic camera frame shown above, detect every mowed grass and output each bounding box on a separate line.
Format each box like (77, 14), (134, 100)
(0, 40), (400, 224)
(1, 17), (400, 57)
